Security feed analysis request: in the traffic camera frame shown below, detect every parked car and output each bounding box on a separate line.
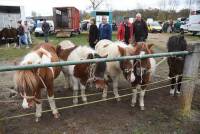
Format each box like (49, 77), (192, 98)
(34, 20), (54, 37)
(180, 18), (189, 34)
(188, 10), (200, 35)
(80, 20), (90, 31)
(148, 21), (162, 33)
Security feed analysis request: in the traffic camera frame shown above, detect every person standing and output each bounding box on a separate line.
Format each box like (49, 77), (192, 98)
(42, 19), (50, 42)
(24, 20), (32, 45)
(132, 13), (148, 43)
(117, 17), (132, 44)
(88, 18), (99, 49)
(17, 20), (28, 48)
(99, 16), (112, 40)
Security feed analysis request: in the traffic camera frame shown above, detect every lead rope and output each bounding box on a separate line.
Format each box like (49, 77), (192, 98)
(139, 59), (143, 84)
(37, 69), (47, 89)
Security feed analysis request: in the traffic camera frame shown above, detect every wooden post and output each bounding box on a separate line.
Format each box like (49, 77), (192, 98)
(0, 115), (5, 134)
(180, 43), (200, 117)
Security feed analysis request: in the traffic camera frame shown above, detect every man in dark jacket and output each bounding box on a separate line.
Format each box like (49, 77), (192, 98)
(42, 19), (50, 42)
(88, 18), (99, 49)
(132, 13), (148, 43)
(99, 16), (112, 40)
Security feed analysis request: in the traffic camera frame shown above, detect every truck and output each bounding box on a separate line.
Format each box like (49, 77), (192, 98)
(0, 5), (25, 30)
(188, 10), (200, 35)
(53, 7), (80, 37)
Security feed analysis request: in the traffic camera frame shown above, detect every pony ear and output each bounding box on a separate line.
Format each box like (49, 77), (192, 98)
(118, 46), (125, 56)
(147, 43), (154, 49)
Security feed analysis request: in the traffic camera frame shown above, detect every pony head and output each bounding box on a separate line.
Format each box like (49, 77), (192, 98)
(86, 53), (108, 90)
(132, 42), (154, 84)
(118, 45), (136, 83)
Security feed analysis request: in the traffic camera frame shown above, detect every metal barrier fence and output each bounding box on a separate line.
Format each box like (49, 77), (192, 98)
(0, 51), (190, 72)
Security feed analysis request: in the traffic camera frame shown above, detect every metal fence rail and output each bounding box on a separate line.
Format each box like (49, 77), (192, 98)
(0, 51), (190, 72)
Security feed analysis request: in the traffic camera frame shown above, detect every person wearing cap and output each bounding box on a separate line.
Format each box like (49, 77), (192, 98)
(132, 13), (148, 43)
(117, 17), (133, 44)
(99, 16), (112, 40)
(88, 18), (99, 49)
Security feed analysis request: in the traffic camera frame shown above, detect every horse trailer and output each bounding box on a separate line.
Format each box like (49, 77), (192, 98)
(0, 5), (25, 30)
(53, 7), (80, 37)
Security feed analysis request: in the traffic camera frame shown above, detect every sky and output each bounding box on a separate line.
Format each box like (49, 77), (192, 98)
(0, 0), (199, 17)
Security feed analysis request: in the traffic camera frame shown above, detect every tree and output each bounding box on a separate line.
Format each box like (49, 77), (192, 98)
(89, 0), (104, 10)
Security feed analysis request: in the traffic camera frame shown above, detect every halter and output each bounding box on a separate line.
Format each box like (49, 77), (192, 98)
(86, 63), (104, 86)
(134, 43), (151, 84)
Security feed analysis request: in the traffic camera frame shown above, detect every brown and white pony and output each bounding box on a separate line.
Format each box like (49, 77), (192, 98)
(14, 43), (61, 122)
(95, 40), (136, 101)
(131, 42), (156, 110)
(56, 40), (108, 105)
(167, 35), (187, 96)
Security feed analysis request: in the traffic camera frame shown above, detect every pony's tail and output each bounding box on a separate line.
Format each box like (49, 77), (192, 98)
(14, 70), (39, 93)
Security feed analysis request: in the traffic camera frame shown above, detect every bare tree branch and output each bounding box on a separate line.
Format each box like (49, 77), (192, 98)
(89, 0), (104, 10)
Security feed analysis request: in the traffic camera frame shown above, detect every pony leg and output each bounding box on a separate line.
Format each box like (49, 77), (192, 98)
(170, 77), (176, 96)
(7, 43), (10, 48)
(176, 76), (182, 95)
(80, 84), (87, 103)
(131, 86), (138, 107)
(35, 103), (42, 122)
(113, 77), (120, 101)
(102, 86), (108, 100)
(62, 69), (71, 89)
(139, 89), (145, 111)
(47, 95), (59, 118)
(72, 77), (79, 105)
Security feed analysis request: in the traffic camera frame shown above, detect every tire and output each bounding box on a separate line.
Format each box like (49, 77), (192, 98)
(35, 32), (39, 37)
(180, 29), (184, 35)
(192, 31), (197, 36)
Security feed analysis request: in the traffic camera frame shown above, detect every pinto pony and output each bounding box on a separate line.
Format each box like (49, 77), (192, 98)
(95, 40), (136, 101)
(167, 35), (187, 96)
(56, 40), (108, 105)
(131, 42), (156, 110)
(14, 43), (61, 122)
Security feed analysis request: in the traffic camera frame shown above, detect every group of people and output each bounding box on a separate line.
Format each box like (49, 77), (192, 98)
(16, 20), (32, 48)
(88, 16), (112, 49)
(88, 13), (148, 49)
(16, 19), (50, 48)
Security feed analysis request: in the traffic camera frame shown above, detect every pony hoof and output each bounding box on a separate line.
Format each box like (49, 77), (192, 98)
(140, 106), (145, 111)
(116, 97), (121, 102)
(131, 103), (136, 107)
(35, 117), (41, 122)
(53, 113), (60, 119)
(102, 97), (107, 101)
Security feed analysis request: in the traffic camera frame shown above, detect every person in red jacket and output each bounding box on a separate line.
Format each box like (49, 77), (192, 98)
(117, 17), (132, 44)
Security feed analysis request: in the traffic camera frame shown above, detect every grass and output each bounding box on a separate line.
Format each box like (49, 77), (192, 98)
(0, 33), (117, 61)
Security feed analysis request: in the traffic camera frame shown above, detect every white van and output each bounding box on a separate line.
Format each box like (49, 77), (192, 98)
(188, 10), (200, 35)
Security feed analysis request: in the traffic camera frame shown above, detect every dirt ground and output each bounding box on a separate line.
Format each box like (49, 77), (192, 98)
(0, 33), (200, 134)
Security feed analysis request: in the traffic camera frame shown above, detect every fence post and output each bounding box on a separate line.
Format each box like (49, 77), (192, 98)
(180, 43), (200, 117)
